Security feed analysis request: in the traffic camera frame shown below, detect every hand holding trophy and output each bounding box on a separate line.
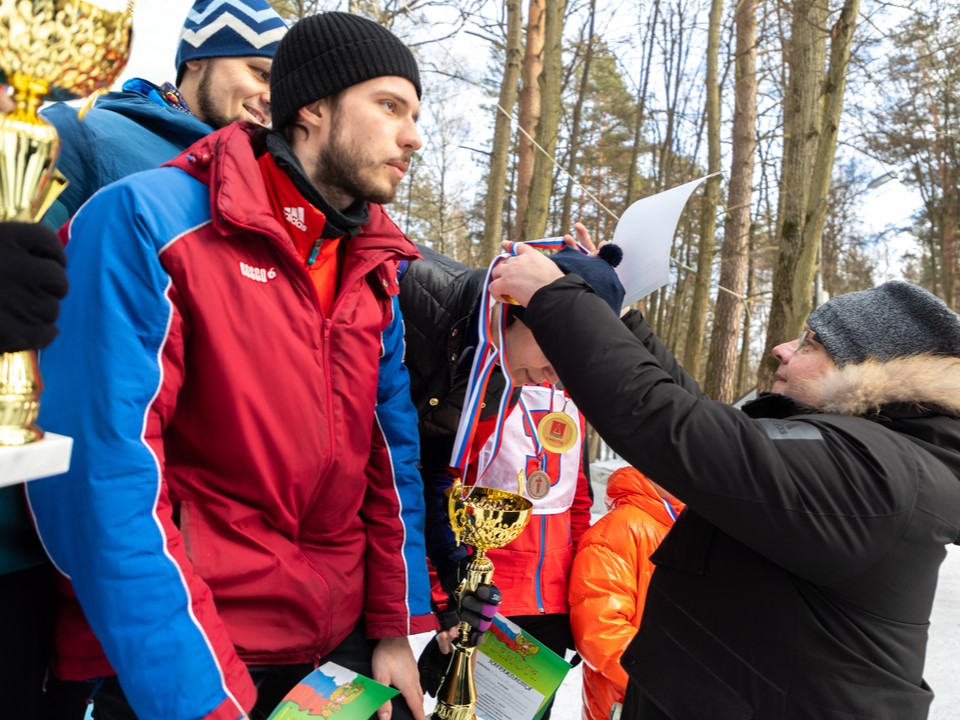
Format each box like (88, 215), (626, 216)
(0, 0), (134, 446)
(434, 480), (532, 720)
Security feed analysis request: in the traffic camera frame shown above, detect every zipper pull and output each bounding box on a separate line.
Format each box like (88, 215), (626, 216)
(306, 238), (322, 266)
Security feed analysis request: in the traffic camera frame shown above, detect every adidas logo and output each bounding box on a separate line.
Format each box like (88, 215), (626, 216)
(239, 261), (277, 284)
(283, 206), (307, 232)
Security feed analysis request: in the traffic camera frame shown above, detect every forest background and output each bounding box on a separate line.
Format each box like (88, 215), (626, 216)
(121, 0), (960, 459)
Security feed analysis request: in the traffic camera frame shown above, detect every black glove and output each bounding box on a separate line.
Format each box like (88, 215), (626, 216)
(418, 583), (504, 698)
(0, 222), (68, 353)
(459, 583), (502, 640)
(417, 634), (448, 698)
(440, 553), (503, 624)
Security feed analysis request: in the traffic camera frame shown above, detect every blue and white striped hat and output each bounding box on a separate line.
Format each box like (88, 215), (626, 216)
(175, 0), (288, 83)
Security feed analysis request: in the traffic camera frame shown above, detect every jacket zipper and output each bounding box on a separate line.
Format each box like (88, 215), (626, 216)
(307, 237), (322, 266)
(535, 517), (546, 612)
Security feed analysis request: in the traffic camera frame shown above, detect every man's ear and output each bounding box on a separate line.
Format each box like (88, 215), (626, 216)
(183, 59), (206, 75)
(177, 59), (206, 98)
(296, 101), (325, 130)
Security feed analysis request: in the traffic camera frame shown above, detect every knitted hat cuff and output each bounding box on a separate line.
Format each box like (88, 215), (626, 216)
(175, 0), (287, 83)
(270, 13), (421, 131)
(511, 245), (625, 322)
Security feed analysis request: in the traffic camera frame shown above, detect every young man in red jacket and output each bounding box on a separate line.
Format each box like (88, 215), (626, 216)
(28, 13), (434, 720)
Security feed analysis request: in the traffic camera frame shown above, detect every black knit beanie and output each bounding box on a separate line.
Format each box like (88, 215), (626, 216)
(270, 12), (421, 131)
(807, 280), (960, 366)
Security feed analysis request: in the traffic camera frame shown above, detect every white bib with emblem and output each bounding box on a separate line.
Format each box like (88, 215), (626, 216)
(475, 384), (581, 514)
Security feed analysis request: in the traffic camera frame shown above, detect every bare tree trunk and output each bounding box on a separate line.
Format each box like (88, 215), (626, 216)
(681, 0), (723, 378)
(800, 0), (861, 308)
(656, 69), (680, 188)
(736, 256), (756, 400)
(625, 0), (660, 205)
(516, 0), (545, 236)
(648, 288), (661, 335)
(921, 64), (958, 306)
(665, 240), (692, 351)
(560, 1), (596, 231)
(481, 0), (524, 266)
(704, 0), (758, 403)
(758, 0), (827, 390)
(522, 0), (568, 241)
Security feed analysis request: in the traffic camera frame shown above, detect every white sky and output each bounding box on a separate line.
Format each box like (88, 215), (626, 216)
(114, 0), (195, 88)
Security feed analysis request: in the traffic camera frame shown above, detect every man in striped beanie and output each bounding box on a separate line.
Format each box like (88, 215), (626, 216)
(40, 0), (287, 229)
(175, 0), (288, 125)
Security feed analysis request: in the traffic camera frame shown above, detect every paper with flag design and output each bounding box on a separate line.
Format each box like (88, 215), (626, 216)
(267, 662), (399, 720)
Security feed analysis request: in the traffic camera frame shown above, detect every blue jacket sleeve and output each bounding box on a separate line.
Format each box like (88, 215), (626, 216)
(41, 101), (98, 227)
(363, 294), (434, 634)
(26, 177), (253, 719)
(420, 433), (469, 584)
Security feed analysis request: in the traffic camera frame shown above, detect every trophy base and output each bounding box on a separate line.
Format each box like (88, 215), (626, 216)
(0, 424), (43, 446)
(0, 432), (72, 487)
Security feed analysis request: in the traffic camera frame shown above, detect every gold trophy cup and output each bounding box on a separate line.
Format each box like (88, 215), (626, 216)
(0, 0), (134, 445)
(434, 481), (533, 720)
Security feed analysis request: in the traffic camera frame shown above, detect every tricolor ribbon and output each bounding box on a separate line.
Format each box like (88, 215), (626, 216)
(501, 236), (592, 257)
(448, 238), (590, 495)
(662, 498), (678, 522)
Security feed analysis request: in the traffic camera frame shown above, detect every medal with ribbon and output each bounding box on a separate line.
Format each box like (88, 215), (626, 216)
(449, 237), (590, 496)
(516, 390), (553, 499)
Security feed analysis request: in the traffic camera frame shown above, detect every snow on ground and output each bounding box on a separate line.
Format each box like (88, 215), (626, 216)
(926, 545), (960, 720)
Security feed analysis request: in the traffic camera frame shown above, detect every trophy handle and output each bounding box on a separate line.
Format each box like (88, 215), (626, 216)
(448, 478), (464, 546)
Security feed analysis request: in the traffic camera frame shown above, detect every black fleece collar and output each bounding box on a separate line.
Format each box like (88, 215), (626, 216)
(265, 132), (368, 240)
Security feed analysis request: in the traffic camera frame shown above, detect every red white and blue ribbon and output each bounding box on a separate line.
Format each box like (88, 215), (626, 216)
(448, 237), (590, 493)
(662, 497), (678, 522)
(501, 236), (592, 257)
(449, 256), (512, 487)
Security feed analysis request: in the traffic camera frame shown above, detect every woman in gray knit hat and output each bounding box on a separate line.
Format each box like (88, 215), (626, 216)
(490, 253), (960, 720)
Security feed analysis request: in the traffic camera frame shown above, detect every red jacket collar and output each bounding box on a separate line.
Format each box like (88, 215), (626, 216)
(164, 122), (421, 264)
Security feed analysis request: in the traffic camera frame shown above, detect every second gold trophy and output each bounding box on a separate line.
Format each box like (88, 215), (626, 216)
(433, 480), (533, 720)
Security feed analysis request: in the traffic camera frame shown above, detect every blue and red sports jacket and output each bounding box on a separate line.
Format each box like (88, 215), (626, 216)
(28, 123), (433, 720)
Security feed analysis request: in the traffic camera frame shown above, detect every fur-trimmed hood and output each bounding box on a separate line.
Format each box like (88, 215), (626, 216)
(746, 353), (960, 484)
(817, 354), (960, 417)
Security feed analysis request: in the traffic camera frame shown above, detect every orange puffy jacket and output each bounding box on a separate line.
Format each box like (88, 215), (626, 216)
(568, 466), (682, 720)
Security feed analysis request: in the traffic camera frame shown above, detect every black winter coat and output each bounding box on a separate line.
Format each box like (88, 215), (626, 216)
(400, 245), (501, 438)
(524, 275), (960, 720)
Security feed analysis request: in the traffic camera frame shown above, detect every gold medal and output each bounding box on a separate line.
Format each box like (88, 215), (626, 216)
(536, 412), (578, 454)
(525, 469), (551, 499)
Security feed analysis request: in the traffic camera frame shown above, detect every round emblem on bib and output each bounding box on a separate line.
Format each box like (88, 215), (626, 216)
(525, 470), (552, 499)
(536, 412), (578, 454)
